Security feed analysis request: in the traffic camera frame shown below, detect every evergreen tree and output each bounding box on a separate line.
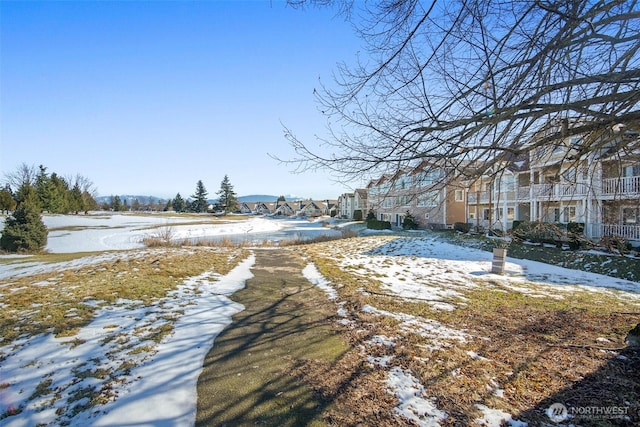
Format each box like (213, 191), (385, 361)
(191, 180), (209, 213)
(69, 183), (84, 214)
(48, 173), (70, 213)
(173, 193), (186, 212)
(111, 195), (123, 212)
(0, 200), (48, 252)
(217, 175), (238, 215)
(402, 210), (418, 230)
(34, 165), (51, 211)
(0, 186), (16, 214)
(277, 195), (286, 202)
(15, 182), (40, 210)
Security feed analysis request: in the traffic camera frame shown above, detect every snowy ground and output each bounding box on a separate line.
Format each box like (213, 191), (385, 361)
(1, 214), (639, 426)
(43, 213), (291, 253)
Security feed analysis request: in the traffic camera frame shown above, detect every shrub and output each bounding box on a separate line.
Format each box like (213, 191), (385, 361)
(0, 202), (48, 252)
(454, 222), (471, 233)
(512, 220), (524, 231)
(366, 210), (376, 221)
(402, 211), (418, 230)
(366, 219), (392, 230)
(599, 235), (632, 255)
(353, 209), (363, 221)
(567, 222), (585, 250)
(512, 221), (565, 246)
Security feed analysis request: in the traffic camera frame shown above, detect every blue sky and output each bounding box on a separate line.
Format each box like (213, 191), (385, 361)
(0, 0), (363, 200)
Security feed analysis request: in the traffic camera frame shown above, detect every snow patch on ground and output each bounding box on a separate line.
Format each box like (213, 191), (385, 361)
(474, 404), (528, 427)
(0, 254), (255, 426)
(302, 262), (338, 300)
(387, 366), (448, 427)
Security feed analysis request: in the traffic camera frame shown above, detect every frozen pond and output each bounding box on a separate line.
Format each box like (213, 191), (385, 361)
(0, 213), (358, 253)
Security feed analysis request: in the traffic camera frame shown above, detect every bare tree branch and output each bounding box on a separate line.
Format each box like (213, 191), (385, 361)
(281, 0), (640, 186)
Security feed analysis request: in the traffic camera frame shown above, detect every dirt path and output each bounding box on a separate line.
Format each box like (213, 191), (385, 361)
(195, 248), (348, 427)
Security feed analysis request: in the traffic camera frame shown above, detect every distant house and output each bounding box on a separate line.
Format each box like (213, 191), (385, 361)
(255, 202), (274, 215)
(338, 190), (367, 219)
(297, 201), (324, 217)
(273, 201), (295, 216)
(239, 202), (254, 214)
(338, 193), (354, 218)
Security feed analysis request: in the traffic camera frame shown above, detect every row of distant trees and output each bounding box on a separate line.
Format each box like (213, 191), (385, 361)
(100, 175), (241, 214)
(0, 165), (241, 252)
(168, 175), (239, 214)
(0, 163), (99, 252)
(1, 164), (98, 215)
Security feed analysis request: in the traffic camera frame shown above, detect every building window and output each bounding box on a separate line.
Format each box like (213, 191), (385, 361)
(507, 207), (514, 220)
(483, 209), (490, 220)
(417, 191), (439, 207)
(563, 206), (577, 222)
(624, 165), (640, 177)
(395, 195), (411, 206)
(454, 190), (464, 202)
(623, 207), (638, 224)
(424, 213), (430, 220)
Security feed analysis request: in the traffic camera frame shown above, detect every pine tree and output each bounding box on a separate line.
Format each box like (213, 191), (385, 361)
(48, 173), (70, 214)
(111, 195), (123, 212)
(402, 210), (418, 230)
(173, 193), (186, 212)
(191, 180), (209, 213)
(69, 183), (84, 214)
(0, 186), (16, 214)
(217, 175), (238, 215)
(0, 199), (48, 252)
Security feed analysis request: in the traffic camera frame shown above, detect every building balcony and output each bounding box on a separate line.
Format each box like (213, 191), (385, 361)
(589, 223), (640, 242)
(531, 183), (589, 199)
(602, 176), (640, 196)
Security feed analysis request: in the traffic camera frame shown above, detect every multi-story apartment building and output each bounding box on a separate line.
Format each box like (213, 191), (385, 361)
(363, 119), (640, 243)
(366, 161), (466, 228)
(465, 120), (640, 242)
(337, 189), (367, 219)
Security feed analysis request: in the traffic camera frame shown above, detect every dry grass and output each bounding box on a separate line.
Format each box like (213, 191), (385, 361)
(0, 247), (248, 347)
(293, 237), (640, 426)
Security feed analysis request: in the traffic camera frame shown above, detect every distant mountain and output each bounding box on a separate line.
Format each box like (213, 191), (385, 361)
(237, 195), (279, 203)
(95, 194), (293, 205)
(95, 195), (168, 205)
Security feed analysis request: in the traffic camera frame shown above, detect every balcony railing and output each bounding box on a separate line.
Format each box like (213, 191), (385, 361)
(517, 186), (530, 200)
(467, 192), (490, 204)
(590, 223), (640, 241)
(466, 177), (639, 204)
(531, 183), (588, 199)
(602, 176), (640, 195)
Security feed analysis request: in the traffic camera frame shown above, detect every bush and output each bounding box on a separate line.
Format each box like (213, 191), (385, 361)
(402, 211), (418, 230)
(366, 219), (392, 230)
(454, 222), (471, 233)
(366, 210), (376, 221)
(0, 202), (48, 252)
(567, 222), (585, 250)
(599, 235), (632, 255)
(353, 209), (363, 221)
(512, 220), (525, 231)
(512, 221), (565, 246)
